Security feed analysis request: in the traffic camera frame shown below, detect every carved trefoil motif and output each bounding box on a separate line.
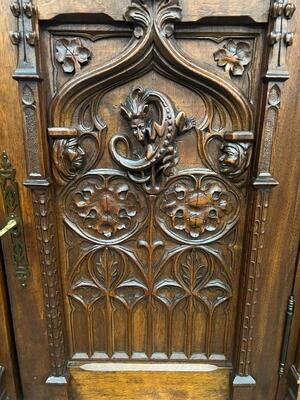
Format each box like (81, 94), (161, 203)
(55, 38), (92, 74)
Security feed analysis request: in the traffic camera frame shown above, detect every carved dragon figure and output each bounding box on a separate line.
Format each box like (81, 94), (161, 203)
(109, 87), (195, 190)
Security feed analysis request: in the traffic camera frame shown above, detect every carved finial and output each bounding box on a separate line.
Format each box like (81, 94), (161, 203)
(124, 0), (182, 39)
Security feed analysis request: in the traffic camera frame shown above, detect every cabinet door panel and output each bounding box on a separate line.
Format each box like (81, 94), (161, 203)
(1, 0), (299, 399)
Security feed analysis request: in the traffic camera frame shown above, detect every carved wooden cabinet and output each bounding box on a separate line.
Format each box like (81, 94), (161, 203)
(0, 0), (300, 399)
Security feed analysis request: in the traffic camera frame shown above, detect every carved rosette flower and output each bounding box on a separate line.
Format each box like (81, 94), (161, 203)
(213, 40), (252, 76)
(157, 175), (239, 243)
(64, 174), (147, 243)
(55, 38), (91, 73)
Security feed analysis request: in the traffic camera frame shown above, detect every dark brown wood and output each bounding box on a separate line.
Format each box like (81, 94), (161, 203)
(1, 0), (300, 399)
(0, 249), (20, 400)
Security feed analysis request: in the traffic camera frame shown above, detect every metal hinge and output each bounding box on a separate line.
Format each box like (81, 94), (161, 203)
(279, 295), (295, 376)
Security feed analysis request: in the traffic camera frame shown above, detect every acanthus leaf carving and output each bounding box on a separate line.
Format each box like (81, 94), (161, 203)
(32, 188), (67, 379)
(124, 0), (182, 39)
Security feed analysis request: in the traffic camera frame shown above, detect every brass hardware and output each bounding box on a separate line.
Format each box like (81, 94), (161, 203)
(0, 219), (17, 237)
(0, 152), (30, 287)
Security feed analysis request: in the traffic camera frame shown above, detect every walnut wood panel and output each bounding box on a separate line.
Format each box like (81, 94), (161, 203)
(36, 0), (270, 23)
(0, 250), (20, 400)
(0, 1), (68, 398)
(43, 0), (255, 368)
(70, 367), (230, 400)
(1, 0), (300, 399)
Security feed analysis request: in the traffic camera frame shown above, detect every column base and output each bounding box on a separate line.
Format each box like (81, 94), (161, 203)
(230, 374), (256, 400)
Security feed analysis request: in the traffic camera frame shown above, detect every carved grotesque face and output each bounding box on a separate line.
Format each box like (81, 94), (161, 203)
(64, 138), (85, 172)
(130, 117), (146, 142)
(219, 144), (239, 173)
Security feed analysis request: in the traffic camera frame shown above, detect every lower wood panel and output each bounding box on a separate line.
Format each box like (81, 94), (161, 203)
(70, 367), (230, 400)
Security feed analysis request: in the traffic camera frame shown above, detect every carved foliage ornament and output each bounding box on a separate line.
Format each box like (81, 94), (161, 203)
(64, 174), (148, 243)
(213, 40), (252, 77)
(55, 38), (92, 74)
(125, 0), (182, 38)
(157, 175), (239, 244)
(109, 87), (195, 193)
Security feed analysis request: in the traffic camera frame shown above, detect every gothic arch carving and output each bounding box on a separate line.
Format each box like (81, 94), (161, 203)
(49, 1), (254, 131)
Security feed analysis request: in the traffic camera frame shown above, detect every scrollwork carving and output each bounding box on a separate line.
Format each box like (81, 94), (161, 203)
(124, 0), (182, 39)
(109, 87), (195, 193)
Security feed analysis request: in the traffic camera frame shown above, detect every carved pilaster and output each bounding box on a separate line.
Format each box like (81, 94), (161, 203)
(232, 0), (295, 394)
(32, 188), (68, 382)
(9, 0), (69, 385)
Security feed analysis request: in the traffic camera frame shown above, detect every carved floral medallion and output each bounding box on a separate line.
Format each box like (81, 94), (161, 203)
(157, 175), (239, 243)
(213, 40), (252, 77)
(63, 174), (148, 243)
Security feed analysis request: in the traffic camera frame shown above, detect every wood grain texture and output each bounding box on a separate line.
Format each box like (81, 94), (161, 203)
(37, 0), (270, 23)
(70, 368), (230, 399)
(1, 0), (300, 399)
(0, 251), (20, 399)
(0, 0), (68, 398)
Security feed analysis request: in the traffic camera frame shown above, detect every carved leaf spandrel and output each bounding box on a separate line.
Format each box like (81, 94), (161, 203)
(55, 38), (91, 74)
(214, 40), (252, 77)
(199, 279), (232, 311)
(71, 279), (102, 307)
(154, 278), (186, 307)
(115, 279), (147, 307)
